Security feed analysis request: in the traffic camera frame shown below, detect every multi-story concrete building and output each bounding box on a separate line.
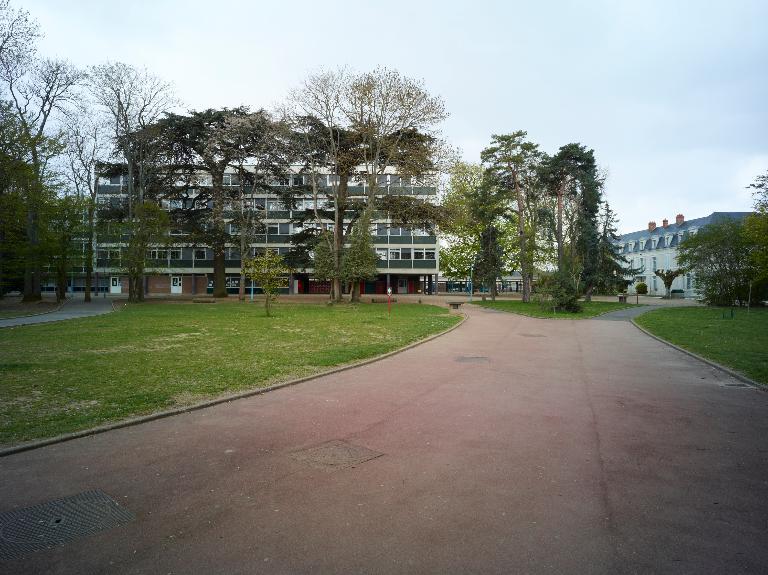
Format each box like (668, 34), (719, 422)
(91, 169), (440, 297)
(614, 212), (751, 297)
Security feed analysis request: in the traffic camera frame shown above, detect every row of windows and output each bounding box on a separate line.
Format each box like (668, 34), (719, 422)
(103, 174), (425, 188)
(621, 230), (695, 252)
(630, 255), (676, 270)
(375, 248), (436, 261)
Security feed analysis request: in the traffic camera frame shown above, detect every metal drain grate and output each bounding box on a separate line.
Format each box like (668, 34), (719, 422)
(0, 490), (134, 560)
(455, 355), (489, 363)
(291, 439), (383, 470)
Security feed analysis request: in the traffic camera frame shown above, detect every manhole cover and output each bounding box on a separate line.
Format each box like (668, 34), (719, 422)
(291, 440), (383, 470)
(0, 490), (134, 560)
(455, 356), (489, 363)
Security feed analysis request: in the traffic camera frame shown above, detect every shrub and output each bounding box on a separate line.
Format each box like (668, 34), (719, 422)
(635, 282), (648, 295)
(534, 272), (582, 313)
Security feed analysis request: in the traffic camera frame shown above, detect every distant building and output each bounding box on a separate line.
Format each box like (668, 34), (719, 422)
(52, 168), (441, 296)
(614, 212), (751, 297)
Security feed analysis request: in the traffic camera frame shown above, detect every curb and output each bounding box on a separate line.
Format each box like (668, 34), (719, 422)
(0, 312), (467, 458)
(631, 318), (764, 390)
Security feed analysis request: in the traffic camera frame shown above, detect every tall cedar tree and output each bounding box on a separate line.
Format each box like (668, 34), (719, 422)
(156, 108), (290, 298)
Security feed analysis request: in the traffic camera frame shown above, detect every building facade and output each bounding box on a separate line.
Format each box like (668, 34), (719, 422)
(614, 212), (751, 297)
(86, 169), (440, 297)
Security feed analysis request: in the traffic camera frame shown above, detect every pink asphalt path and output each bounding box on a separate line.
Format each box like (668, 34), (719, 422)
(2, 305), (767, 574)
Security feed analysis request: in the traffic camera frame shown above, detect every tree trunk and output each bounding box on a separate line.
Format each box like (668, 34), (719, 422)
(513, 174), (530, 303)
(556, 185), (565, 272)
(265, 292), (271, 317)
(84, 204), (95, 302)
(213, 249), (227, 298)
(22, 196), (41, 302)
(332, 175), (348, 303)
(211, 170), (228, 298)
(584, 285), (593, 302)
(351, 281), (360, 303)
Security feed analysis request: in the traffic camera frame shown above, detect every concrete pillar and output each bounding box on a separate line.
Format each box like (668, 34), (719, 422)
(386, 274), (390, 290)
(191, 273), (196, 295)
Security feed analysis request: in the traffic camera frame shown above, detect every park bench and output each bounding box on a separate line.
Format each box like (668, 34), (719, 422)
(447, 301), (464, 310)
(371, 297), (397, 303)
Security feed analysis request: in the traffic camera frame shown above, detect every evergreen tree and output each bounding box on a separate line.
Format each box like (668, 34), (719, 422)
(594, 202), (633, 294)
(342, 210), (378, 303)
(311, 230), (338, 300)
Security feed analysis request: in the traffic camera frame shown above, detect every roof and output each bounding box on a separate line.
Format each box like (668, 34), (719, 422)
(616, 212), (752, 243)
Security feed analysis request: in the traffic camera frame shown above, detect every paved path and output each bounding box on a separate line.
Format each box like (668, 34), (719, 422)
(1, 306), (767, 574)
(0, 296), (115, 328)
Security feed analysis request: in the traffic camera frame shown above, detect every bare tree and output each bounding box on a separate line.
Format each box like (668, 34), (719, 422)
(88, 62), (177, 298)
(341, 67), (448, 199)
(88, 62), (177, 211)
(63, 101), (109, 301)
(287, 68), (448, 302)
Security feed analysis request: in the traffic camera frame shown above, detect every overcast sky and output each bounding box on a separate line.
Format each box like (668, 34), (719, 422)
(24, 0), (767, 233)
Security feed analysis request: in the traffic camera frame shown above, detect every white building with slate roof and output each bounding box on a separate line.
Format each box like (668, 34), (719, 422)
(614, 212), (751, 297)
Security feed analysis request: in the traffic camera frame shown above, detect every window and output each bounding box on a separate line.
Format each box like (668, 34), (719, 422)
(108, 175), (122, 185)
(376, 248), (387, 260)
(425, 249), (435, 260)
(389, 249), (400, 260)
(389, 227), (401, 236)
(652, 277), (657, 291)
(223, 174), (240, 186)
(267, 200), (283, 211)
(639, 257), (644, 270)
(414, 249), (425, 260)
(401, 248), (412, 260)
(292, 175), (304, 186)
(147, 249), (168, 260)
(229, 223), (239, 234)
(652, 256), (657, 270)
(170, 249), (182, 260)
(267, 223), (290, 235)
(376, 223), (388, 236)
(194, 249), (207, 260)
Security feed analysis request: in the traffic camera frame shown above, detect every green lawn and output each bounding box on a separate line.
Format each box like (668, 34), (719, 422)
(473, 299), (636, 319)
(0, 302), (459, 446)
(635, 307), (768, 386)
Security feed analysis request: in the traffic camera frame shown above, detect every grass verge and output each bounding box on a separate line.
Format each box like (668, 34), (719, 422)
(473, 299), (636, 319)
(0, 302), (459, 446)
(635, 307), (768, 386)
(0, 300), (59, 319)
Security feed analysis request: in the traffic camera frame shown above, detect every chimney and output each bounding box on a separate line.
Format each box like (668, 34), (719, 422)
(676, 214), (684, 225)
(662, 218), (669, 228)
(648, 221), (657, 232)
